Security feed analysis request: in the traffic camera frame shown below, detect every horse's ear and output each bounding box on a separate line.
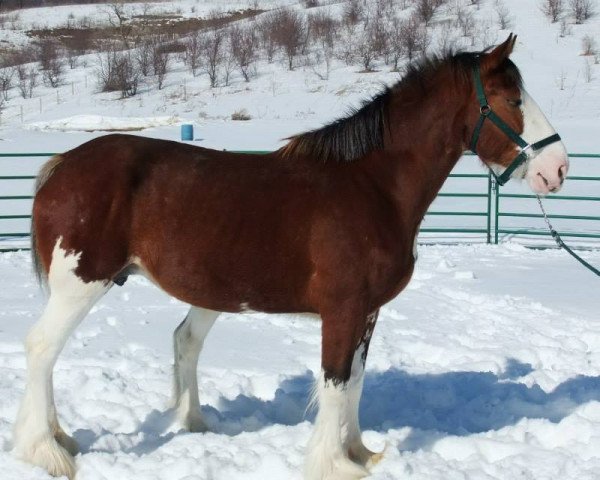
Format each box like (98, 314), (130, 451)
(482, 34), (517, 71)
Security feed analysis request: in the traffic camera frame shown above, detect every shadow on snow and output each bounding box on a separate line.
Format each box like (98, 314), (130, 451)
(74, 358), (600, 456)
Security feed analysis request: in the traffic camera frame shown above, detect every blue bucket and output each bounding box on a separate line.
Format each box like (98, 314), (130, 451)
(181, 124), (194, 141)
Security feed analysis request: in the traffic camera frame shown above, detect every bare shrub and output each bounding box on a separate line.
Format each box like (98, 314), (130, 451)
(583, 58), (593, 82)
(343, 0), (364, 30)
(556, 69), (567, 90)
(38, 40), (65, 88)
(16, 65), (37, 99)
(495, 2), (514, 29)
(151, 38), (170, 90)
(66, 49), (78, 69)
(569, 0), (595, 23)
(456, 7), (476, 37)
(231, 108), (252, 120)
(271, 9), (306, 70)
(96, 49), (139, 97)
(437, 21), (459, 52)
(473, 20), (498, 48)
(229, 24), (258, 82)
(104, 1), (133, 47)
(355, 25), (378, 71)
(559, 18), (572, 35)
(136, 38), (153, 76)
(0, 68), (14, 101)
(400, 14), (429, 61)
(540, 0), (564, 22)
(203, 27), (224, 88)
(416, 0), (437, 25)
(257, 12), (278, 63)
(183, 32), (202, 77)
(309, 11), (338, 49)
(582, 34), (597, 55)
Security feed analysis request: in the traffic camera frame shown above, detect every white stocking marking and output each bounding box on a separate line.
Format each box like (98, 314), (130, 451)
(13, 239), (109, 479)
(172, 306), (219, 431)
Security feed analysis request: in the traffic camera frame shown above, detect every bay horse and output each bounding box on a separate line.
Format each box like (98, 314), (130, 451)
(14, 35), (568, 480)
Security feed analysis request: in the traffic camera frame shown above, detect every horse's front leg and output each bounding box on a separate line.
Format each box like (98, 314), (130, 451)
(305, 307), (380, 480)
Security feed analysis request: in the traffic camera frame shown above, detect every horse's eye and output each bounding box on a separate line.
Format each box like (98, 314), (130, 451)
(507, 98), (522, 107)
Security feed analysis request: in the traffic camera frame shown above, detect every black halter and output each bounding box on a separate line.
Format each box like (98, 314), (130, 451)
(470, 64), (562, 186)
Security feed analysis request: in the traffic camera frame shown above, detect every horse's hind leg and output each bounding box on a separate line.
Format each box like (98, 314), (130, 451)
(172, 306), (219, 431)
(13, 243), (109, 479)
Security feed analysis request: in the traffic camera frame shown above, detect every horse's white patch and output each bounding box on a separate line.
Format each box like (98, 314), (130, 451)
(305, 372), (369, 480)
(172, 306), (220, 431)
(413, 222), (420, 261)
(13, 238), (108, 479)
(519, 89), (569, 194)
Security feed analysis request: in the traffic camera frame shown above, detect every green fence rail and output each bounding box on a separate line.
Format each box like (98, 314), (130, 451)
(1, 152), (599, 249)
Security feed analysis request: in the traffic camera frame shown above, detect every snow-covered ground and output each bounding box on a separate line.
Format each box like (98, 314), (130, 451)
(1, 244), (599, 479)
(1, 0), (600, 478)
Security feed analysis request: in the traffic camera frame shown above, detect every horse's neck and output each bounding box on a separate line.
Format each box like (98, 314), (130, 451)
(376, 82), (469, 221)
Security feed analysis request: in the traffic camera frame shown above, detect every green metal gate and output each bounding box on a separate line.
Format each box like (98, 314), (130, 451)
(1, 152), (599, 250)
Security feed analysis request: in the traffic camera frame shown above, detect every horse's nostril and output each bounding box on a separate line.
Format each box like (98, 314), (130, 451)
(538, 173), (549, 187)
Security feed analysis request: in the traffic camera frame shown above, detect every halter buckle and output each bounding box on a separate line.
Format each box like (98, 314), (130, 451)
(480, 105), (491, 116)
(520, 143), (533, 157)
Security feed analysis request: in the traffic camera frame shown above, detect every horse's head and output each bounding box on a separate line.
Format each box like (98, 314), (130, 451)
(466, 34), (568, 195)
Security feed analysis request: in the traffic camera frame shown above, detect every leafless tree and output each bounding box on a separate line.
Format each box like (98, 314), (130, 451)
(229, 24), (258, 82)
(540, 0), (564, 22)
(203, 27), (224, 88)
(342, 0), (364, 30)
(495, 2), (514, 29)
(0, 68), (14, 101)
(415, 0), (437, 26)
(388, 16), (406, 71)
(400, 14), (429, 61)
(309, 10), (338, 50)
(38, 39), (64, 88)
(96, 48), (139, 97)
(257, 12), (278, 63)
(66, 48), (78, 69)
(183, 32), (202, 77)
(456, 7), (476, 38)
(151, 38), (169, 90)
(569, 0), (595, 23)
(271, 9), (306, 71)
(105, 1), (133, 47)
(355, 24), (379, 71)
(16, 65), (37, 99)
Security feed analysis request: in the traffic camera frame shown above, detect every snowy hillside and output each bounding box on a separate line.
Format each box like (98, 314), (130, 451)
(0, 0), (598, 152)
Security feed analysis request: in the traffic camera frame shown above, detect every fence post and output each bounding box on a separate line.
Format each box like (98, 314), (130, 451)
(494, 180), (500, 245)
(486, 171), (493, 244)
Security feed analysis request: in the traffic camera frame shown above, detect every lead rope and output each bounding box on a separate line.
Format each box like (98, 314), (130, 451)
(536, 195), (600, 277)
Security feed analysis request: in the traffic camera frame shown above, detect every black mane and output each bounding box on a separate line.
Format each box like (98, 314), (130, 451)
(281, 49), (522, 163)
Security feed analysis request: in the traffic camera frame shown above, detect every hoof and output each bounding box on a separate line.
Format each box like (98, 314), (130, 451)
(181, 412), (210, 433)
(305, 453), (369, 480)
(54, 429), (79, 457)
(15, 433), (76, 479)
(349, 441), (386, 468)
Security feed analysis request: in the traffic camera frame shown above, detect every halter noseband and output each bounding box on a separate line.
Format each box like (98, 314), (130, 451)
(469, 64), (562, 186)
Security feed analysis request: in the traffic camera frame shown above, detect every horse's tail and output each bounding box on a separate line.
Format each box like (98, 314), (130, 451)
(31, 154), (65, 286)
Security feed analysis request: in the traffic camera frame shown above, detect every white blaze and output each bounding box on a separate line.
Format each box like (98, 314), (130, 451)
(520, 89), (569, 194)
